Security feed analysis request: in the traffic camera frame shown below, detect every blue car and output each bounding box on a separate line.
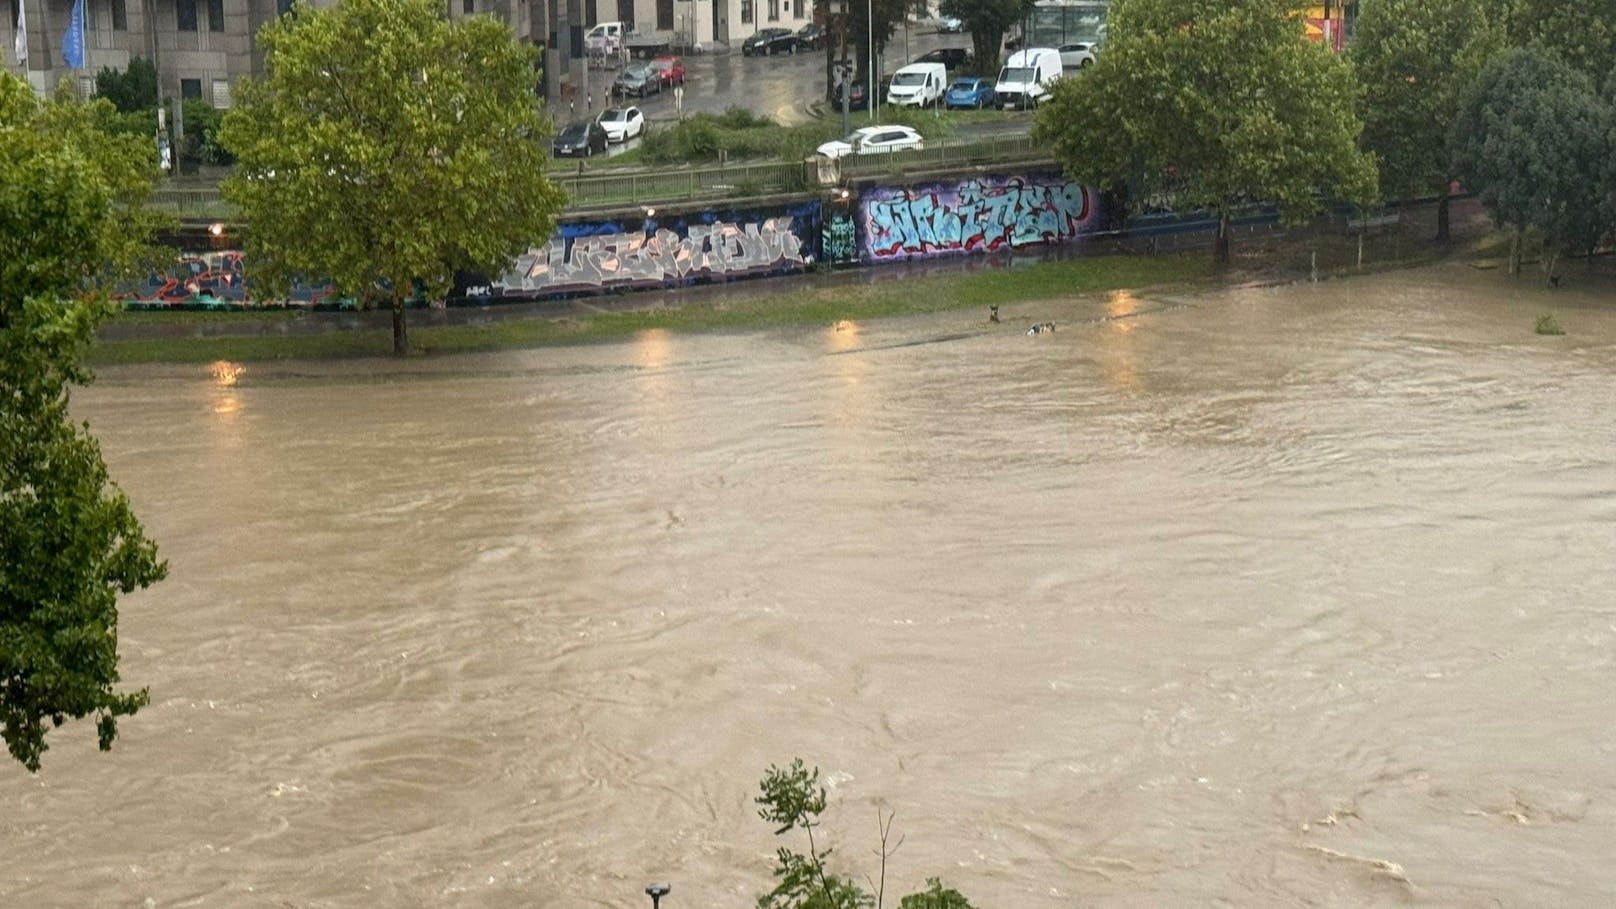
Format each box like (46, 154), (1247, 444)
(945, 77), (996, 110)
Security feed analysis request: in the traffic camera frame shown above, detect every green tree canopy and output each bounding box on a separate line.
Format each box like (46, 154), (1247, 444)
(1032, 0), (1377, 263)
(93, 56), (159, 114)
(220, 0), (566, 355)
(0, 73), (166, 773)
(1350, 0), (1496, 239)
(1451, 46), (1615, 277)
(939, 0), (1035, 77)
(1498, 0), (1616, 82)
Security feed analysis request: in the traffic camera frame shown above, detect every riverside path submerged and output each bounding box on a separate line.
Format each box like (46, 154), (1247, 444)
(4, 262), (1615, 908)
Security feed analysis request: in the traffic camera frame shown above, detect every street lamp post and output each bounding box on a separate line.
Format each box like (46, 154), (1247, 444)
(867, 0), (875, 119)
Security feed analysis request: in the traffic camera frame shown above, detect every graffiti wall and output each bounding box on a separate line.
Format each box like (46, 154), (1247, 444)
(118, 250), (342, 308)
(483, 202), (821, 301)
(123, 176), (1116, 308)
(858, 174), (1104, 263)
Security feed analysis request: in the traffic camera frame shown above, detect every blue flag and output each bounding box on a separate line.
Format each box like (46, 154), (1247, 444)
(62, 0), (85, 69)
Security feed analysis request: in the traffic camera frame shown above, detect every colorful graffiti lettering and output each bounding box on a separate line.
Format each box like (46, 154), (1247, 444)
(497, 216), (808, 296)
(860, 175), (1099, 261)
(821, 211), (857, 264)
(117, 250), (342, 307)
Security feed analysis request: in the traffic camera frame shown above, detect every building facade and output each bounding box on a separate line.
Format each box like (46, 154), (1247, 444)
(6, 0), (824, 111)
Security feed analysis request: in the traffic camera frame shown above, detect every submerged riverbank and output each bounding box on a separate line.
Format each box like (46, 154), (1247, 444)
(92, 198), (1593, 366)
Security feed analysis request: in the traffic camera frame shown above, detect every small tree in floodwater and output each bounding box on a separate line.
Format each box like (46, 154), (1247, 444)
(754, 759), (977, 909)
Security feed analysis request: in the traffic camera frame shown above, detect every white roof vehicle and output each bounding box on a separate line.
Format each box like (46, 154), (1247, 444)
(816, 125), (924, 160)
(1058, 41), (1100, 69)
(596, 106), (645, 143)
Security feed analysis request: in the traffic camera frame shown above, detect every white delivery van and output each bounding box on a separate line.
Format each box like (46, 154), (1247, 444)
(995, 47), (1062, 109)
(886, 62), (948, 108)
(585, 21), (625, 48)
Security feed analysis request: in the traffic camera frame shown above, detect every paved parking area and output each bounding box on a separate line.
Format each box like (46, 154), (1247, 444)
(552, 22), (987, 129)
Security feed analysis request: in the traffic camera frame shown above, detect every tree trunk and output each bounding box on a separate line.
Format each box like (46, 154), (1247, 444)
(1509, 231), (1520, 277)
(1435, 183), (1450, 242)
(1214, 212), (1231, 266)
(391, 288), (409, 356)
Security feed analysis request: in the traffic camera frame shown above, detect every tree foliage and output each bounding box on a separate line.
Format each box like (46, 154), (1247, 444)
(754, 759), (975, 909)
(1451, 46), (1615, 275)
(1497, 0), (1616, 82)
(1350, 0), (1496, 234)
(220, 0), (566, 355)
(0, 73), (166, 773)
(93, 56), (159, 114)
(1032, 0), (1377, 263)
(939, 0), (1034, 77)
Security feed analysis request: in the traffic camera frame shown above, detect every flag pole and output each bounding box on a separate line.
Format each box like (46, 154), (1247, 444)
(13, 0), (29, 74)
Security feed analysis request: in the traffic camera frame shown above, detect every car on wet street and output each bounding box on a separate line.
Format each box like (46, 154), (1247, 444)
(596, 106), (646, 143)
(795, 23), (825, 50)
(827, 77), (870, 111)
(552, 120), (609, 157)
(741, 27), (799, 56)
(614, 62), (662, 97)
(945, 76), (997, 109)
(648, 55), (686, 87)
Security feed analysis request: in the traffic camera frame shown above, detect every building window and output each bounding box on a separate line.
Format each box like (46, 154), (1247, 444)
(277, 0), (295, 15)
(177, 0), (198, 31)
(181, 78), (202, 99)
(111, 0), (127, 30)
(207, 0), (223, 31)
(462, 0), (472, 13)
(793, 0), (803, 17)
(767, 0), (778, 21)
(740, 0), (751, 24)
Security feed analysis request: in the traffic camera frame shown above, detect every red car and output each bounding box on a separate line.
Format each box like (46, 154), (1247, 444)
(649, 55), (686, 88)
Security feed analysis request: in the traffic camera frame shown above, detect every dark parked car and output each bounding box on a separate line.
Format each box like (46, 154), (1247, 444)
(827, 78), (870, 112)
(742, 27), (799, 56)
(796, 23), (825, 50)
(552, 120), (609, 158)
(613, 62), (662, 97)
(914, 47), (973, 70)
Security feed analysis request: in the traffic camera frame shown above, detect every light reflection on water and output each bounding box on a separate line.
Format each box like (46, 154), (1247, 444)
(11, 264), (1616, 909)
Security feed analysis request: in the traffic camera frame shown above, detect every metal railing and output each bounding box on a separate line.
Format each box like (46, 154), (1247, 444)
(147, 135), (1053, 218)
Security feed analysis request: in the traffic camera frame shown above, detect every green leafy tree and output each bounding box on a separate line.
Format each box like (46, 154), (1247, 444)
(898, 879), (976, 909)
(1350, 0), (1497, 240)
(1497, 0), (1616, 81)
(1032, 0), (1378, 264)
(93, 56), (159, 114)
(220, 0), (566, 355)
(939, 0), (1035, 77)
(754, 760), (976, 909)
(0, 73), (167, 773)
(757, 759), (870, 909)
(1451, 46), (1615, 279)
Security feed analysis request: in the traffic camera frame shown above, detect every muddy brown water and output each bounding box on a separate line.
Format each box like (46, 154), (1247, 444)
(5, 263), (1615, 908)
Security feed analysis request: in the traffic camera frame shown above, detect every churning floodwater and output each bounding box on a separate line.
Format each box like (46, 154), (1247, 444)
(5, 262), (1615, 908)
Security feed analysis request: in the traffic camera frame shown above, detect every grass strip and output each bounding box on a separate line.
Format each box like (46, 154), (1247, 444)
(90, 252), (1213, 365)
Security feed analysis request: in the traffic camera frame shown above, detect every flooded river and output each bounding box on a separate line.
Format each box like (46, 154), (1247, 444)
(5, 263), (1615, 908)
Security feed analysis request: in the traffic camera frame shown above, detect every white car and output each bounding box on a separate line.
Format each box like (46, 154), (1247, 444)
(816, 125), (924, 160)
(596, 106), (645, 143)
(1058, 41), (1100, 70)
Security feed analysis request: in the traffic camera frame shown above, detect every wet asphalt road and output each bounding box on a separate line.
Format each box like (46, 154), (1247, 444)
(552, 22), (1030, 148)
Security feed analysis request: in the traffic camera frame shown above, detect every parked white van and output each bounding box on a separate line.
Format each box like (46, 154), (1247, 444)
(886, 62), (948, 108)
(585, 21), (625, 48)
(995, 47), (1062, 109)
